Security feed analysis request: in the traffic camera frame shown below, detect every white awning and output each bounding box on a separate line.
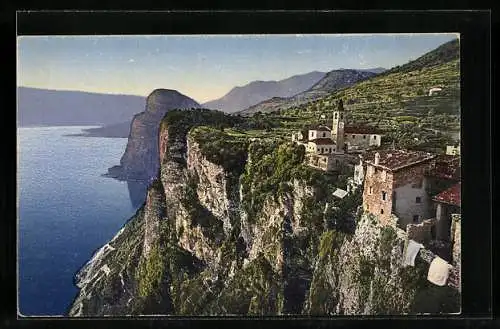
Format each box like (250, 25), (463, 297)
(333, 188), (348, 199)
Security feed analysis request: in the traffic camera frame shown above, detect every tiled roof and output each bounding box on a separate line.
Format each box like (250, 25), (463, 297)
(364, 149), (436, 171)
(433, 182), (461, 207)
(429, 154), (461, 180)
(345, 125), (382, 135)
(312, 125), (331, 132)
(309, 138), (336, 145)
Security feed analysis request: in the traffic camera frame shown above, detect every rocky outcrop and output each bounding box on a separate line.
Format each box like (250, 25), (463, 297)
(71, 109), (460, 316)
(107, 89), (200, 181)
(142, 182), (166, 257)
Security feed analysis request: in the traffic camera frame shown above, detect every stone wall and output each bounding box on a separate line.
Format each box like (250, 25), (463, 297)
(450, 214), (461, 291)
(406, 218), (436, 244)
(362, 166), (394, 225)
(393, 181), (433, 228)
(392, 162), (434, 188)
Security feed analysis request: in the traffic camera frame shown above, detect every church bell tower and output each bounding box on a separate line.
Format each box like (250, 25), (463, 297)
(332, 99), (345, 152)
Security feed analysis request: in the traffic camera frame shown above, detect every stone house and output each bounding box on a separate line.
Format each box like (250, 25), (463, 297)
(358, 150), (461, 246)
(432, 182), (461, 242)
(361, 150), (437, 228)
(344, 125), (383, 150)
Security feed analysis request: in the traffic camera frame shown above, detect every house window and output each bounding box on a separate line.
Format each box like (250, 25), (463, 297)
(363, 135), (366, 139)
(369, 186), (373, 194)
(373, 135), (377, 140)
(413, 215), (419, 223)
(352, 135), (355, 139)
(310, 132), (314, 138)
(380, 209), (384, 214)
(382, 191), (387, 201)
(321, 148), (324, 153)
(317, 148), (320, 152)
(334, 113), (338, 119)
(323, 132), (326, 137)
(340, 114), (343, 119)
(416, 197), (421, 203)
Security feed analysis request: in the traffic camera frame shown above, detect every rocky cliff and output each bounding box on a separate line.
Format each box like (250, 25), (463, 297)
(106, 89), (200, 181)
(70, 109), (460, 316)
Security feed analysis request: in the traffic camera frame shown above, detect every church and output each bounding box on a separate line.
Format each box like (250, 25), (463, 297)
(291, 99), (384, 171)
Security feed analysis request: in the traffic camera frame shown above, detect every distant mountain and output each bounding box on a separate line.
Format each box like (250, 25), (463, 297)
(202, 71), (326, 113)
(359, 67), (387, 74)
(68, 121), (132, 138)
(17, 87), (146, 127)
(240, 69), (377, 114)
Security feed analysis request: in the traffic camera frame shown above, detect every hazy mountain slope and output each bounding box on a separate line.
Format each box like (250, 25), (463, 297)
(68, 121), (132, 138)
(17, 87), (146, 127)
(202, 71), (326, 113)
(379, 39), (459, 76)
(240, 69), (378, 114)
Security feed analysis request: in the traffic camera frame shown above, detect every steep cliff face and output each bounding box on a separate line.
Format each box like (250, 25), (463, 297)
(107, 89), (200, 181)
(305, 212), (460, 315)
(71, 109), (459, 316)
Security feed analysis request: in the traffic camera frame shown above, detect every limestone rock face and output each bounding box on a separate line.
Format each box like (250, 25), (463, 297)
(107, 89), (200, 181)
(71, 109), (460, 317)
(143, 183), (166, 257)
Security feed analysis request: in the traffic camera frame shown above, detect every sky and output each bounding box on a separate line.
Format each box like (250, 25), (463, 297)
(17, 34), (458, 103)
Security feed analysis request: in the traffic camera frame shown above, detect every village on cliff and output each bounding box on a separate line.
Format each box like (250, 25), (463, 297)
(291, 98), (461, 290)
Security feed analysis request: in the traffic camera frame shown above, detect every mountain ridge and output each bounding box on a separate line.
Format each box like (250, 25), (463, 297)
(17, 87), (146, 127)
(240, 69), (379, 114)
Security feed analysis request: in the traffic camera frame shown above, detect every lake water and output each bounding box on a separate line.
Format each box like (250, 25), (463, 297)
(17, 126), (140, 316)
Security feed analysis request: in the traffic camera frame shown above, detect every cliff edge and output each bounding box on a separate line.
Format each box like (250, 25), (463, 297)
(106, 89), (200, 181)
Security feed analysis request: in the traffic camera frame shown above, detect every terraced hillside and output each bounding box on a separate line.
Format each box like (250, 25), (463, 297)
(236, 39), (461, 153)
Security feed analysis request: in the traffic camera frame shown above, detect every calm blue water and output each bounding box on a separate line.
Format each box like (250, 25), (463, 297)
(18, 126), (139, 316)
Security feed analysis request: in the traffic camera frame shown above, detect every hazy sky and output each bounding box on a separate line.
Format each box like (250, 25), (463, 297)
(17, 34), (458, 103)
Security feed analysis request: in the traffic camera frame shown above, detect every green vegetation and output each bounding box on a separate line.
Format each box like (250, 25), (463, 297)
(160, 108), (245, 165)
(206, 255), (281, 315)
(189, 126), (249, 174)
(136, 244), (166, 298)
(306, 230), (346, 314)
(238, 39), (460, 153)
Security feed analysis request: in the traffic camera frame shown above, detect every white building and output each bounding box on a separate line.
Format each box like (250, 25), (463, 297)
(428, 87), (443, 96)
(306, 138), (336, 154)
(344, 125), (383, 150)
(446, 144), (460, 156)
(308, 126), (332, 140)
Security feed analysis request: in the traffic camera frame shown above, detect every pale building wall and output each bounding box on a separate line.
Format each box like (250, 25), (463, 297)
(306, 142), (336, 154)
(309, 129), (331, 140)
(353, 160), (365, 186)
(446, 145), (460, 155)
(345, 133), (382, 149)
(369, 134), (382, 146)
(393, 180), (433, 229)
